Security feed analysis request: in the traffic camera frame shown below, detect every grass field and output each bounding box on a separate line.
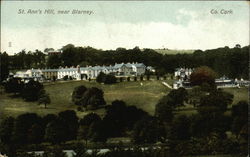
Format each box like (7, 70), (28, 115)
(0, 80), (248, 119)
(154, 49), (194, 54)
(0, 80), (169, 119)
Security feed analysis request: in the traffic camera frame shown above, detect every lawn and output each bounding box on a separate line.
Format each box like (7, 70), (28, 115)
(154, 49), (194, 54)
(0, 80), (248, 120)
(222, 87), (248, 105)
(0, 80), (169, 119)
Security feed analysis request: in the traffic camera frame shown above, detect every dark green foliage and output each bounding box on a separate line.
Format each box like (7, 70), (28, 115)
(47, 54), (62, 68)
(22, 80), (44, 101)
(103, 100), (148, 137)
(45, 119), (67, 144)
(96, 72), (117, 84)
(58, 110), (79, 140)
(73, 143), (87, 157)
(4, 78), (24, 95)
(189, 113), (231, 138)
(231, 101), (248, 118)
(28, 124), (44, 144)
(72, 85), (87, 106)
(96, 72), (106, 83)
(63, 75), (69, 80)
(231, 101), (248, 135)
(197, 89), (233, 115)
(168, 87), (188, 108)
(0, 52), (9, 82)
(43, 145), (67, 157)
(134, 77), (137, 81)
(72, 86), (106, 109)
(12, 113), (43, 144)
(80, 113), (101, 126)
(87, 120), (109, 142)
(119, 77), (123, 82)
(104, 74), (117, 84)
(171, 115), (191, 141)
(82, 87), (106, 109)
(133, 116), (165, 144)
(0, 117), (14, 144)
(155, 95), (174, 122)
(140, 76), (143, 81)
(38, 89), (51, 108)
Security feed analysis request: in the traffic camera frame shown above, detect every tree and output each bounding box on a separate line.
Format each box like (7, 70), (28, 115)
(80, 87), (106, 109)
(168, 87), (188, 109)
(197, 89), (233, 115)
(4, 78), (24, 95)
(96, 72), (106, 83)
(22, 80), (43, 101)
(38, 89), (51, 108)
(79, 113), (101, 126)
(133, 116), (165, 144)
(104, 74), (117, 84)
(58, 110), (79, 140)
(190, 66), (217, 86)
(12, 113), (42, 144)
(0, 117), (14, 144)
(87, 120), (109, 142)
(103, 100), (127, 136)
(231, 101), (248, 135)
(73, 143), (88, 157)
(72, 85), (87, 106)
(27, 124), (44, 144)
(0, 52), (9, 82)
(171, 115), (191, 140)
(45, 120), (67, 144)
(47, 54), (62, 68)
(155, 95), (174, 122)
(63, 75), (69, 80)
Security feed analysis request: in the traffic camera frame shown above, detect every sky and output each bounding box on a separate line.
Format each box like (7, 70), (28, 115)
(1, 1), (249, 54)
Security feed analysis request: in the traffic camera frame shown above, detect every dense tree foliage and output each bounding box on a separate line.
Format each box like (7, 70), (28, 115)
(72, 85), (88, 106)
(0, 52), (9, 82)
(190, 66), (217, 86)
(38, 89), (51, 108)
(155, 95), (174, 122)
(96, 72), (117, 84)
(71, 86), (106, 109)
(22, 80), (44, 101)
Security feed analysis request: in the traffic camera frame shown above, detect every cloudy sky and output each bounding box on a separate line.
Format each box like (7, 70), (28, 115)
(1, 1), (249, 54)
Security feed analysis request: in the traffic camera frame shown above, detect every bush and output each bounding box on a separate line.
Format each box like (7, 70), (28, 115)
(104, 74), (117, 84)
(63, 75), (69, 80)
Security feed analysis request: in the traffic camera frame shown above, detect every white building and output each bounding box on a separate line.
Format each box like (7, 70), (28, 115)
(57, 62), (146, 80)
(174, 68), (193, 80)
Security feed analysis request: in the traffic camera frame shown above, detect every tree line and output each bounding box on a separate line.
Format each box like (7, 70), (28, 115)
(1, 44), (249, 82)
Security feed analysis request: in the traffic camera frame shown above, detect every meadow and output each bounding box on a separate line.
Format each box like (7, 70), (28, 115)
(154, 49), (194, 54)
(0, 80), (169, 119)
(0, 80), (248, 119)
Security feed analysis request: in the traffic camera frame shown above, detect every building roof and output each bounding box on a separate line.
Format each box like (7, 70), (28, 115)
(42, 69), (58, 72)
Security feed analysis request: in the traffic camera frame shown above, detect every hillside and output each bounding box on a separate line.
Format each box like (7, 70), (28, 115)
(154, 49), (195, 54)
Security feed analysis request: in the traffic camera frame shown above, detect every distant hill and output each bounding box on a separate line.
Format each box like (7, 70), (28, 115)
(154, 49), (195, 54)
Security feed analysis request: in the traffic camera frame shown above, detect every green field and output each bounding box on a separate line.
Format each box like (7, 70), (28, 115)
(154, 49), (194, 54)
(0, 80), (248, 119)
(0, 80), (169, 119)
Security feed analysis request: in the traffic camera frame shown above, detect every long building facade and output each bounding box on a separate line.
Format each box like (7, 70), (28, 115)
(14, 63), (147, 81)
